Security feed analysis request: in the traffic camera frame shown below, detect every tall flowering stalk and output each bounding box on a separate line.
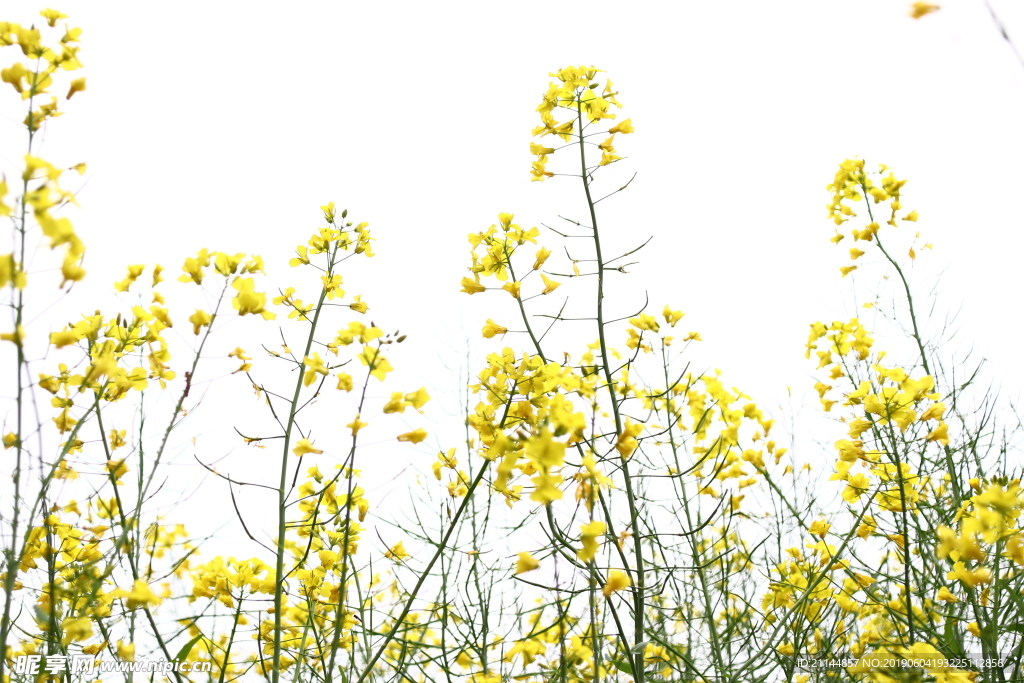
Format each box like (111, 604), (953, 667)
(459, 66), (779, 683)
(1, 12), (87, 676)
(536, 66), (650, 681)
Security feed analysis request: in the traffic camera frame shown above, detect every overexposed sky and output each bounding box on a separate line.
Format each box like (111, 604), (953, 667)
(3, 0), (1023, 552)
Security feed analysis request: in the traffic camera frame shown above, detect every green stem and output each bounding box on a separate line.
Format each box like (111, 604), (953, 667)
(0, 82), (38, 674)
(273, 283), (330, 683)
(575, 96), (647, 683)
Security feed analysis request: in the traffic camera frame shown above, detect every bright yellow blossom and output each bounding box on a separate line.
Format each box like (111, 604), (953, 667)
(482, 319), (508, 339)
(515, 552), (540, 574)
(292, 439), (323, 457)
(909, 2), (940, 19)
(602, 569), (631, 597)
(397, 429), (428, 444)
(578, 520), (606, 562)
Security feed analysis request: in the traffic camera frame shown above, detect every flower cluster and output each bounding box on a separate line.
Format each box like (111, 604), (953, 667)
(529, 65), (633, 181)
(0, 13), (87, 304)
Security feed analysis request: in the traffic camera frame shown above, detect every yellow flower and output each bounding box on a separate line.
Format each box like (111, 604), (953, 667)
(321, 273), (345, 300)
(116, 640), (135, 662)
(577, 520), (606, 562)
(189, 309), (212, 335)
(319, 549), (339, 568)
(290, 245), (312, 267)
(40, 9), (68, 26)
(405, 387), (431, 410)
(213, 252), (245, 276)
(662, 306), (684, 326)
(530, 156), (554, 181)
(926, 421), (950, 445)
(0, 323), (24, 346)
(515, 552), (540, 574)
(909, 2), (940, 19)
(936, 526), (985, 562)
(383, 392), (408, 414)
(502, 281), (521, 298)
(1, 63), (30, 96)
(106, 459), (129, 482)
(839, 265), (858, 277)
(320, 201), (336, 223)
(540, 274), (560, 294)
(292, 439), (323, 457)
(808, 519), (831, 538)
(482, 319), (508, 339)
(533, 247), (552, 270)
(848, 418), (872, 438)
(125, 580), (161, 609)
(347, 415), (367, 436)
(60, 616), (92, 645)
(350, 296), (369, 314)
(628, 313), (658, 332)
(461, 277), (486, 294)
(358, 345), (393, 381)
(231, 277), (276, 320)
(609, 118), (634, 134)
(397, 428), (428, 444)
(386, 542), (409, 561)
(1006, 535), (1024, 566)
(179, 249), (211, 284)
(228, 347), (251, 373)
(602, 569), (631, 597)
(303, 353), (329, 387)
(947, 561), (992, 587)
(0, 254), (21, 289)
(112, 264), (145, 293)
(919, 402), (945, 421)
(526, 430), (566, 503)
(843, 474), (871, 503)
(615, 419), (644, 459)
(936, 586), (959, 603)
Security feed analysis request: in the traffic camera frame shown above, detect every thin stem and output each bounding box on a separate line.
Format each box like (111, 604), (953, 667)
(575, 97), (647, 683)
(273, 284), (330, 683)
